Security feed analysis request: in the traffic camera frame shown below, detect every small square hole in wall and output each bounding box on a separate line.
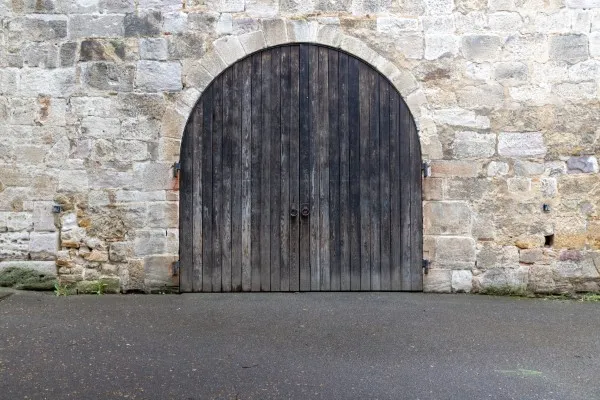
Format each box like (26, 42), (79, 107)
(544, 234), (554, 247)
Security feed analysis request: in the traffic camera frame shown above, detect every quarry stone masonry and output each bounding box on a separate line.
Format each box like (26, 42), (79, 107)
(1, 0), (599, 293)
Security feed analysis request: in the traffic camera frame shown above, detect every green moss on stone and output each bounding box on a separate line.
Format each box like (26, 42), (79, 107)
(0, 267), (57, 291)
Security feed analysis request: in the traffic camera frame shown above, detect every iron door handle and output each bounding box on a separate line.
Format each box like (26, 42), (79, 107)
(290, 207), (298, 218)
(301, 205), (310, 218)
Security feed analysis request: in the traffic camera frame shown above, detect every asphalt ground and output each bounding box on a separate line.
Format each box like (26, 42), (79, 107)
(0, 291), (599, 400)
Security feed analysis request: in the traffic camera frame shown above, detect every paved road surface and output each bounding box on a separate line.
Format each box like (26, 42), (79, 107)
(1, 291), (599, 399)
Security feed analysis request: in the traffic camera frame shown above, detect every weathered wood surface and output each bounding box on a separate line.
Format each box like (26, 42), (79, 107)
(180, 44), (422, 292)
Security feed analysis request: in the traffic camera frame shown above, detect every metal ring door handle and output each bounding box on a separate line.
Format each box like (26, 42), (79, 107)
(290, 208), (298, 218)
(301, 205), (310, 217)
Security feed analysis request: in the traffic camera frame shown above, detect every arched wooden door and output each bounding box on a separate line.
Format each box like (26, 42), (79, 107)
(179, 44), (423, 292)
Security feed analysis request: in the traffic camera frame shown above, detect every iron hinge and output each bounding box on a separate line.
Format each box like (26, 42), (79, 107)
(172, 260), (180, 276)
(422, 259), (430, 275)
(173, 162), (181, 178)
(421, 161), (431, 178)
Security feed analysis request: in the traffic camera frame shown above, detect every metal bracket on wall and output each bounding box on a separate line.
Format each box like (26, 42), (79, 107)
(421, 161), (431, 178)
(422, 259), (430, 275)
(172, 260), (180, 276)
(173, 162), (181, 178)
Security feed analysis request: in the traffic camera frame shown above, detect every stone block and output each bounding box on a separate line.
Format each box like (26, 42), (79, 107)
(81, 62), (135, 92)
(262, 19), (288, 47)
(549, 34), (589, 63)
(69, 14), (124, 38)
(423, 269), (452, 292)
(0, 261), (56, 276)
(18, 68), (76, 98)
(57, 170), (89, 192)
(423, 0), (454, 14)
(135, 61), (182, 92)
(565, 0), (600, 7)
(461, 35), (503, 62)
(69, 96), (114, 117)
(99, 0), (136, 12)
(519, 248), (543, 264)
(453, 131), (496, 159)
(432, 108), (490, 129)
(377, 17), (420, 34)
(21, 43), (59, 68)
(425, 34), (459, 60)
(423, 178), (443, 201)
(29, 231), (58, 260)
(133, 162), (174, 191)
(553, 81), (597, 100)
(430, 160), (481, 177)
(507, 177), (531, 192)
(435, 236), (476, 267)
(11, 15), (67, 42)
(487, 161), (509, 176)
(424, 202), (472, 235)
(168, 32), (206, 59)
(540, 177), (557, 197)
(213, 36), (246, 65)
(140, 38), (168, 60)
(121, 117), (160, 141)
(109, 242), (132, 263)
(138, 0), (181, 11)
(79, 39), (133, 62)
(124, 11), (162, 37)
(286, 20), (318, 42)
(81, 116), (120, 139)
(85, 249), (109, 262)
(590, 32), (600, 57)
(474, 266), (529, 293)
(493, 62), (527, 83)
(163, 12), (188, 34)
(476, 243), (519, 269)
(452, 270), (473, 292)
(489, 12), (522, 31)
(567, 156), (599, 174)
(498, 132), (546, 158)
(114, 140), (149, 162)
(7, 212), (33, 232)
(144, 254), (178, 288)
(239, 31), (267, 54)
(147, 202), (178, 228)
(0, 232), (29, 260)
(0, 69), (18, 95)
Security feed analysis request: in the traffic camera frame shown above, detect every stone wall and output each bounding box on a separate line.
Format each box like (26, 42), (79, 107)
(0, 0), (598, 293)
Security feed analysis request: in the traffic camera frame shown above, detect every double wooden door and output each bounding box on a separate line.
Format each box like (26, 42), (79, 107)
(179, 44), (422, 292)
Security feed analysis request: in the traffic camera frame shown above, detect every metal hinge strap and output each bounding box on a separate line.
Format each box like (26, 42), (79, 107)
(172, 260), (180, 276)
(422, 259), (430, 275)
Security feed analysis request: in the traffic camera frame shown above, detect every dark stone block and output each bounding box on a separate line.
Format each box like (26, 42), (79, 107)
(124, 11), (162, 37)
(60, 42), (78, 67)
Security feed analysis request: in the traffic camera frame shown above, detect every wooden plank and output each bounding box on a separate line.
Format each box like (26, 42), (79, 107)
(230, 61), (243, 292)
(250, 53), (262, 292)
(279, 46), (291, 292)
(270, 47), (282, 292)
(212, 75), (223, 292)
(348, 56), (361, 291)
(179, 116), (194, 292)
(410, 114), (423, 291)
(369, 70), (381, 291)
(260, 50), (272, 291)
(328, 49), (340, 291)
(298, 44), (311, 291)
(318, 46), (330, 291)
(201, 86), (213, 292)
(379, 77), (391, 291)
(399, 98), (412, 291)
(338, 52), (351, 291)
(241, 56), (252, 292)
(309, 44), (320, 291)
(221, 68), (233, 293)
(289, 45), (301, 292)
(358, 62), (371, 291)
(389, 90), (401, 291)
(192, 101), (204, 292)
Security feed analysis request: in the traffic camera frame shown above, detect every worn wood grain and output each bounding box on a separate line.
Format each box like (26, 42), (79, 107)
(379, 77), (391, 291)
(279, 46), (291, 292)
(221, 68), (233, 293)
(289, 45), (301, 292)
(240, 56), (252, 292)
(230, 62), (243, 292)
(358, 62), (371, 291)
(348, 56), (361, 291)
(250, 53), (262, 292)
(338, 52), (351, 291)
(328, 49), (340, 291)
(299, 44), (311, 291)
(201, 87), (213, 292)
(179, 117), (194, 292)
(260, 50), (272, 292)
(191, 103), (203, 292)
(318, 47), (330, 291)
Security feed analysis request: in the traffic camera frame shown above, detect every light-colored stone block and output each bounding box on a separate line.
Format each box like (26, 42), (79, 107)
(425, 34), (459, 60)
(140, 38), (169, 60)
(29, 231), (58, 260)
(0, 261), (56, 275)
(432, 108), (490, 129)
(498, 132), (547, 157)
(69, 14), (125, 38)
(452, 270), (473, 292)
(435, 236), (477, 268)
(423, 269), (452, 292)
(453, 131), (496, 159)
(548, 34), (589, 63)
(424, 202), (472, 235)
(136, 61), (182, 92)
(18, 68), (76, 97)
(262, 19), (287, 46)
(461, 35), (503, 62)
(213, 35), (246, 65)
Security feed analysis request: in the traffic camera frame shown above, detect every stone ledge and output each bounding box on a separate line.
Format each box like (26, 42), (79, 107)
(0, 261), (57, 276)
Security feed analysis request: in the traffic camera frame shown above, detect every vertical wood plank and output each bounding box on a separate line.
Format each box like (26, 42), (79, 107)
(212, 75), (223, 293)
(299, 44), (311, 291)
(231, 61), (243, 292)
(241, 56), (252, 292)
(348, 56), (361, 291)
(410, 116), (423, 291)
(279, 46), (291, 292)
(389, 90), (401, 291)
(328, 49), (340, 291)
(309, 45), (320, 291)
(318, 47), (330, 291)
(399, 99), (412, 291)
(270, 47), (282, 292)
(202, 86), (214, 292)
(179, 117), (194, 292)
(250, 53), (262, 292)
(289, 45), (301, 292)
(338, 52), (351, 291)
(379, 78), (391, 291)
(192, 102), (203, 292)
(358, 62), (371, 291)
(260, 50), (272, 291)
(221, 68), (233, 293)
(369, 70), (381, 291)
